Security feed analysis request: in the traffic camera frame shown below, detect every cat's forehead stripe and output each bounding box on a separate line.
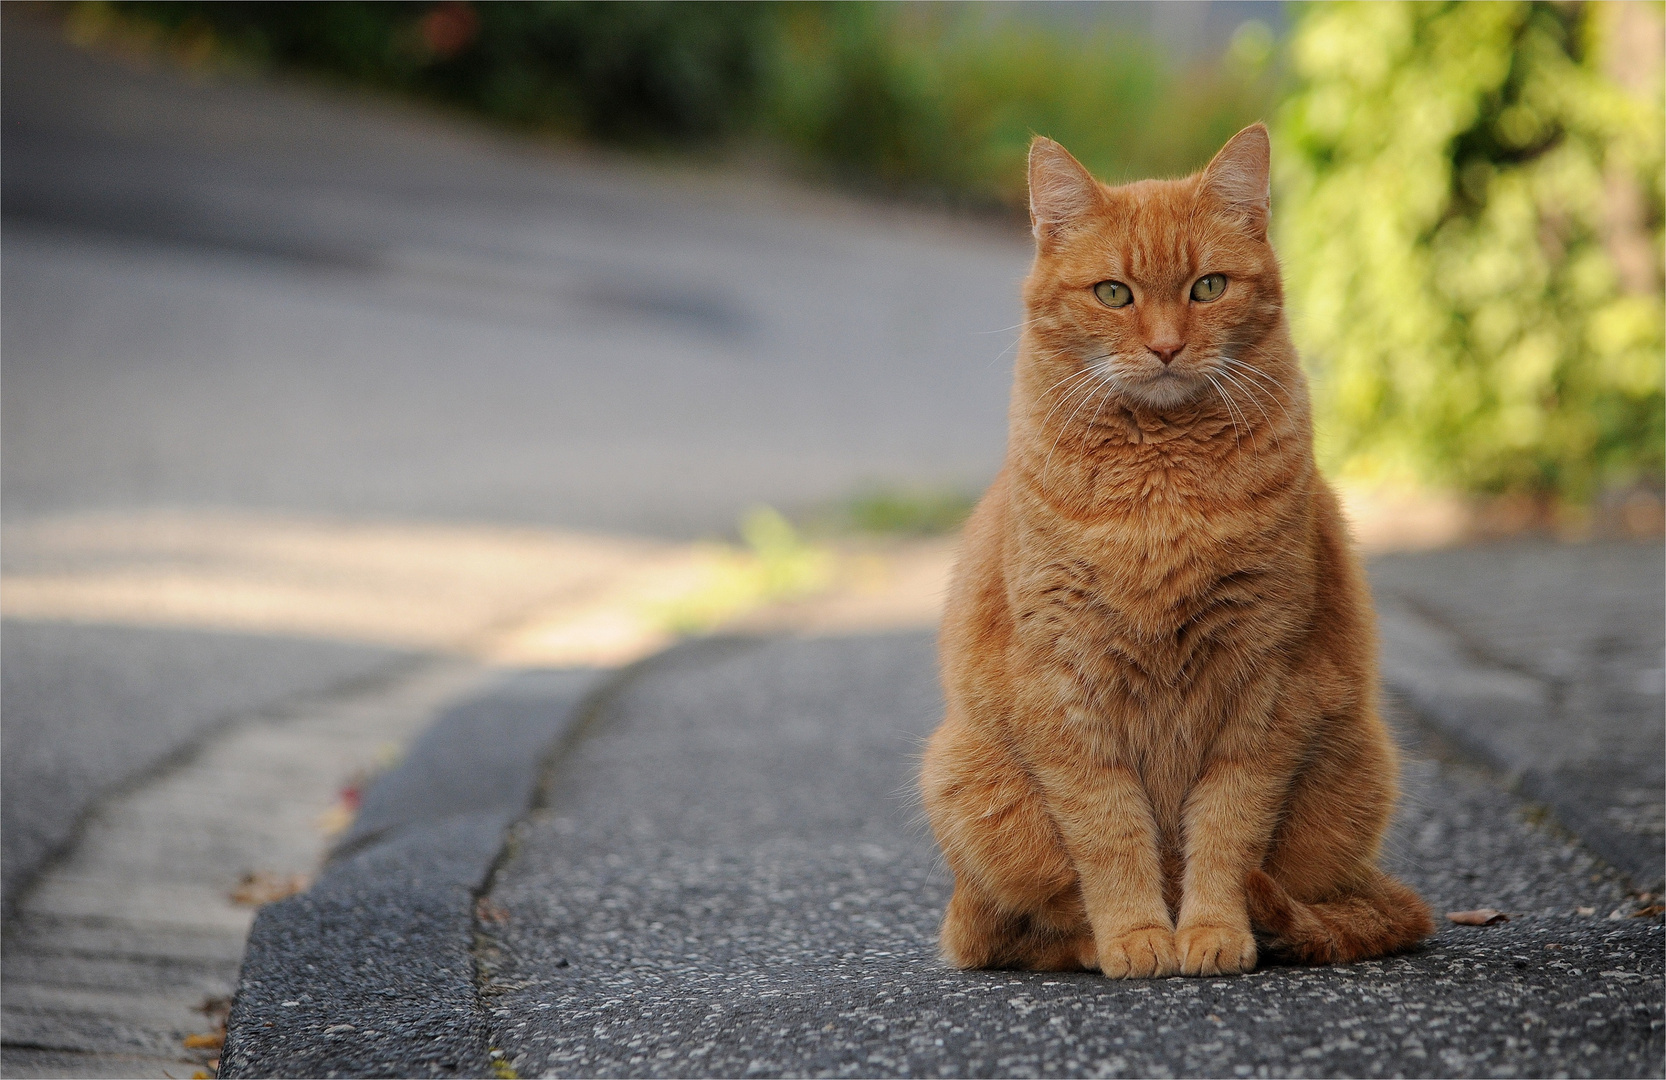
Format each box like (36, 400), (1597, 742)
(1111, 189), (1196, 289)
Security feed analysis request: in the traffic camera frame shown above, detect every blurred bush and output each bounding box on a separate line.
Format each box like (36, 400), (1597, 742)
(91, 1), (1272, 206)
(759, 4), (1272, 204)
(101, 1), (772, 142)
(1278, 1), (1664, 503)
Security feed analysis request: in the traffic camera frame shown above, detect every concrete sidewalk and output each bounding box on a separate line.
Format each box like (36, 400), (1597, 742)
(218, 540), (1664, 1079)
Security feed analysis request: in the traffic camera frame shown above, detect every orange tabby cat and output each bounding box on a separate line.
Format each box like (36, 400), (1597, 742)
(920, 125), (1433, 978)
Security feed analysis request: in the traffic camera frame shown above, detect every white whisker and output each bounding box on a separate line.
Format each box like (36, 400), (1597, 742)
(1220, 377), (1254, 445)
(1035, 355), (1115, 431)
(1213, 365), (1276, 443)
(1085, 376), (1117, 432)
(1041, 371), (1106, 444)
(975, 316), (1044, 335)
(1219, 354), (1295, 430)
(1043, 367), (1114, 483)
(982, 318), (1050, 369)
(1040, 365), (1096, 396)
(1035, 367), (1100, 424)
(1204, 373), (1244, 446)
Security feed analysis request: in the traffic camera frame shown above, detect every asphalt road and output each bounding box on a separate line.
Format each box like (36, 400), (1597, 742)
(224, 632), (1663, 1079)
(2, 18), (1026, 535)
(0, 12), (1025, 910)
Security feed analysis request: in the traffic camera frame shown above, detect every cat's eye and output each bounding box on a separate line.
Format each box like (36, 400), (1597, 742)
(1093, 281), (1133, 308)
(1190, 274), (1227, 302)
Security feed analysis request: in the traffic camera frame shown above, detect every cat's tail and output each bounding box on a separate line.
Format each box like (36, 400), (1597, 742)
(1245, 867), (1434, 965)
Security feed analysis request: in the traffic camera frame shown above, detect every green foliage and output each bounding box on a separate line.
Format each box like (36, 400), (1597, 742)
(762, 5), (1274, 204)
(486, 1049), (519, 1080)
(1277, 1), (1664, 501)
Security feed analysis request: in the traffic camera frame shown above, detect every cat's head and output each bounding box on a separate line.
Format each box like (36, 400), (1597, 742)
(1021, 125), (1285, 413)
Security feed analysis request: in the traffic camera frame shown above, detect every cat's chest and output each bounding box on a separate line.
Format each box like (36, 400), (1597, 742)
(1007, 524), (1207, 638)
(1001, 512), (1290, 700)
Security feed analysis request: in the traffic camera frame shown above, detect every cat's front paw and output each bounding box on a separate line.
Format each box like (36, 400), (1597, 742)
(1097, 926), (1179, 979)
(1176, 924), (1257, 975)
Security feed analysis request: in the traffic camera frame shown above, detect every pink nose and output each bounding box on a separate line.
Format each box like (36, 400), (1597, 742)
(1149, 342), (1185, 365)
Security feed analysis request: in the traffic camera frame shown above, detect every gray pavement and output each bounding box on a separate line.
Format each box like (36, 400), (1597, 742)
(221, 668), (604, 1080)
(224, 622), (1663, 1079)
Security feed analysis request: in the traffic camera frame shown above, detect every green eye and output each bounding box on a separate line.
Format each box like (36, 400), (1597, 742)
(1190, 274), (1227, 302)
(1093, 281), (1133, 308)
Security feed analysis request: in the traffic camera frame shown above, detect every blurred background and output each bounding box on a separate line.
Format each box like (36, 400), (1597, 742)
(1, 0), (1662, 944)
(11, 0), (1661, 532)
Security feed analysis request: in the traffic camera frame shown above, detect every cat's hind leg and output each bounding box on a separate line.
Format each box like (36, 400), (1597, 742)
(1248, 704), (1435, 964)
(922, 713), (1093, 970)
(941, 877), (1096, 971)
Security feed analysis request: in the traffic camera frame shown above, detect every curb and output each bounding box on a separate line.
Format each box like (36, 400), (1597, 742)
(219, 638), (766, 1078)
(1378, 597), (1664, 890)
(219, 668), (604, 1078)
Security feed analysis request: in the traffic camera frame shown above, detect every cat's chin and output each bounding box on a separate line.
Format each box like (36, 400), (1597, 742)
(1122, 371), (1208, 412)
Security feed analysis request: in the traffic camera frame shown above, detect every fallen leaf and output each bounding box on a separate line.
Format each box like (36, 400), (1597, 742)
(476, 897), (510, 925)
(230, 870), (311, 906)
(1631, 904), (1664, 918)
(312, 768), (370, 835)
(1577, 906), (1597, 916)
(1446, 908), (1509, 926)
(184, 992), (230, 1060)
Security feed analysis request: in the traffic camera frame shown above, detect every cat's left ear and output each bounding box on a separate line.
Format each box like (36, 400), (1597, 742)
(1201, 123), (1270, 240)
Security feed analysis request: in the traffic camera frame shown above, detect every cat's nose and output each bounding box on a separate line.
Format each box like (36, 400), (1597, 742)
(1149, 341), (1186, 365)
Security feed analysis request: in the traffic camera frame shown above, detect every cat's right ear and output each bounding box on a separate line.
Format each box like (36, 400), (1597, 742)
(1029, 137), (1102, 249)
(1201, 123), (1271, 240)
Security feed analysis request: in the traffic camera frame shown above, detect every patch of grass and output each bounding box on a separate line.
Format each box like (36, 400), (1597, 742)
(838, 487), (977, 536)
